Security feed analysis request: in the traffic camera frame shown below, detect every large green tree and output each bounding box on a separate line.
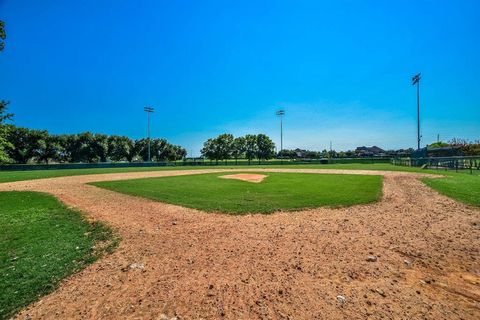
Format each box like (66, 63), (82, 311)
(125, 139), (141, 162)
(108, 135), (132, 161)
(0, 22), (11, 163)
(216, 133), (234, 164)
(68, 132), (99, 163)
(91, 134), (109, 162)
(0, 20), (5, 52)
(244, 134), (258, 164)
(231, 136), (246, 164)
(173, 145), (187, 161)
(0, 101), (13, 163)
(153, 138), (169, 161)
(6, 127), (47, 164)
(256, 134), (276, 163)
(37, 134), (63, 164)
(55, 134), (77, 162)
(200, 134), (234, 164)
(201, 138), (216, 163)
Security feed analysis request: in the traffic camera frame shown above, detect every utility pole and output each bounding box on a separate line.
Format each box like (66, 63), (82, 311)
(276, 109), (285, 156)
(412, 73), (421, 149)
(144, 106), (154, 162)
(437, 134), (440, 143)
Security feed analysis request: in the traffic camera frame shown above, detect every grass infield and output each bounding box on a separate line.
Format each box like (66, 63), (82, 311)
(0, 192), (117, 319)
(92, 172), (383, 214)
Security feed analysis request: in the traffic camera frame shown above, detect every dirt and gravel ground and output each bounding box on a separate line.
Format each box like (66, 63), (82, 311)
(1, 168), (479, 320)
(219, 173), (268, 183)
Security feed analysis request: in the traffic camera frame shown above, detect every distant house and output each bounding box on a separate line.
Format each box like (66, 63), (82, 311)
(294, 148), (306, 158)
(355, 146), (385, 157)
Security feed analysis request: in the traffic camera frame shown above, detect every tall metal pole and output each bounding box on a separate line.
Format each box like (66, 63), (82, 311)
(144, 107), (154, 162)
(148, 112), (151, 162)
(276, 110), (285, 158)
(412, 73), (421, 150)
(280, 114), (283, 152)
(416, 79), (420, 150)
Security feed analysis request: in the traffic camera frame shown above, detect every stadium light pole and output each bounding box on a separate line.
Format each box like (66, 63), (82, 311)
(276, 109), (285, 156)
(412, 73), (421, 150)
(144, 106), (154, 162)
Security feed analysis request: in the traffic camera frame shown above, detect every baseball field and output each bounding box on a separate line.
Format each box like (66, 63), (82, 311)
(0, 164), (479, 319)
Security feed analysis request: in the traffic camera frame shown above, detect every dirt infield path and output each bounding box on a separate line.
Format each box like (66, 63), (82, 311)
(1, 169), (479, 319)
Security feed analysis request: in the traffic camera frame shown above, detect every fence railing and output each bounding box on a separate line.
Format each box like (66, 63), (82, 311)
(0, 157), (391, 171)
(183, 157), (391, 166)
(392, 156), (480, 174)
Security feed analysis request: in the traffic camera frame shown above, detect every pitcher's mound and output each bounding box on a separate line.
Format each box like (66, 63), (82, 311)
(219, 173), (268, 183)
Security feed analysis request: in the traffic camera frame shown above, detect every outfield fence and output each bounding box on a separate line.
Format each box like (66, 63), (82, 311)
(183, 157), (391, 166)
(0, 157), (390, 171)
(391, 156), (480, 174)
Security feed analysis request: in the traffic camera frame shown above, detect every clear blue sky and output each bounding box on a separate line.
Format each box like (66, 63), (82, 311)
(1, 0), (479, 155)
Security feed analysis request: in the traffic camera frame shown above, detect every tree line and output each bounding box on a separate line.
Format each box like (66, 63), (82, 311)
(201, 133), (276, 164)
(0, 103), (186, 164)
(1, 124), (186, 164)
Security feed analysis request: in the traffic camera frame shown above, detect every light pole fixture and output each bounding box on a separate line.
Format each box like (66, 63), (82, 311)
(276, 109), (285, 156)
(412, 73), (421, 150)
(144, 106), (154, 162)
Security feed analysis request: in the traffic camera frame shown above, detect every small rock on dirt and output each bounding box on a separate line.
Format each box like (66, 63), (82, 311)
(424, 278), (433, 284)
(375, 289), (386, 297)
(366, 255), (377, 262)
(129, 263), (144, 270)
(336, 295), (346, 304)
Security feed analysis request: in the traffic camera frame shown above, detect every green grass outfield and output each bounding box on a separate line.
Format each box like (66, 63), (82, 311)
(92, 172), (383, 214)
(0, 192), (117, 319)
(422, 174), (480, 207)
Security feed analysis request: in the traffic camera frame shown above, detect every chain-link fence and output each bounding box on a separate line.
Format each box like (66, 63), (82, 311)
(392, 156), (480, 174)
(1, 157), (391, 171)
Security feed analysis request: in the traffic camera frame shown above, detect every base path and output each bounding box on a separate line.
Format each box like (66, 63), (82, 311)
(1, 169), (479, 319)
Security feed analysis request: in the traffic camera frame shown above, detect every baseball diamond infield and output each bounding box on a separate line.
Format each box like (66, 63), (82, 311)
(0, 168), (479, 319)
(90, 172), (383, 214)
